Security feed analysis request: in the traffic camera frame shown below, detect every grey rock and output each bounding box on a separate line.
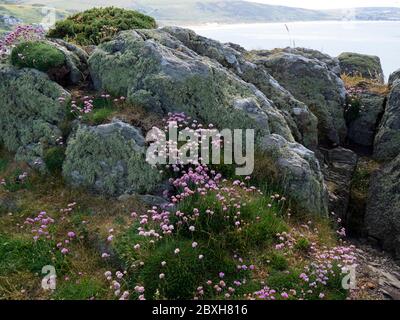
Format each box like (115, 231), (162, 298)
(49, 39), (89, 84)
(63, 120), (162, 196)
(347, 93), (385, 147)
(162, 27), (318, 149)
(365, 154), (400, 260)
(321, 147), (358, 219)
(251, 48), (347, 146)
(374, 81), (400, 161)
(388, 69), (400, 86)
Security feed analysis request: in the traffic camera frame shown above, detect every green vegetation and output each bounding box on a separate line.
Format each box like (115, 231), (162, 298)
(11, 41), (66, 72)
(44, 147), (66, 174)
(52, 277), (106, 300)
(47, 7), (157, 45)
(0, 235), (66, 275)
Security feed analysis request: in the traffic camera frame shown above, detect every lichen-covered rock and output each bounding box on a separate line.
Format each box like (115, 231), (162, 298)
(338, 52), (384, 83)
(365, 155), (400, 259)
(250, 48), (347, 147)
(89, 29), (294, 142)
(272, 47), (341, 75)
(374, 81), (400, 161)
(321, 147), (358, 219)
(258, 134), (328, 215)
(388, 68), (400, 86)
(88, 29), (328, 215)
(161, 27), (318, 150)
(63, 120), (162, 196)
(0, 64), (69, 169)
(49, 39), (89, 84)
(347, 93), (385, 147)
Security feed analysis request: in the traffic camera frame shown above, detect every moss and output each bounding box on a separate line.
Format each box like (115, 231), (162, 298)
(47, 7), (157, 45)
(11, 41), (66, 73)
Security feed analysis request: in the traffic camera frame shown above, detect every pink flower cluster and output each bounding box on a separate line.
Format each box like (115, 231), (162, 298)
(24, 211), (55, 241)
(0, 25), (45, 58)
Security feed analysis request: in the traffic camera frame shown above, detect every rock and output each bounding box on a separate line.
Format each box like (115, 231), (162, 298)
(250, 48), (347, 146)
(388, 69), (400, 86)
(275, 47), (342, 75)
(374, 81), (400, 161)
(63, 120), (162, 196)
(347, 92), (385, 148)
(365, 154), (400, 260)
(338, 52), (384, 83)
(258, 134), (329, 215)
(89, 29), (328, 215)
(161, 27), (318, 149)
(89, 29), (294, 142)
(0, 64), (69, 168)
(321, 147), (358, 219)
(49, 39), (89, 85)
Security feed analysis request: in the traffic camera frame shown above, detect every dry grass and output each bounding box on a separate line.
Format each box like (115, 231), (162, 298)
(341, 73), (389, 96)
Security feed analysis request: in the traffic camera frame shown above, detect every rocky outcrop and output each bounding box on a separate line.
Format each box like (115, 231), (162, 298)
(338, 52), (384, 83)
(374, 80), (400, 161)
(161, 27), (318, 149)
(89, 29), (294, 141)
(347, 93), (385, 148)
(89, 29), (328, 215)
(321, 147), (358, 219)
(0, 65), (69, 170)
(365, 154), (400, 260)
(250, 48), (347, 147)
(63, 120), (162, 196)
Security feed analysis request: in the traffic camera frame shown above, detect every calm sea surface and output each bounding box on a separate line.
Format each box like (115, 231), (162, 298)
(188, 21), (400, 81)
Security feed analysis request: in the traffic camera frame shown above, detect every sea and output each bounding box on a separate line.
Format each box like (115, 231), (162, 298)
(188, 21), (400, 81)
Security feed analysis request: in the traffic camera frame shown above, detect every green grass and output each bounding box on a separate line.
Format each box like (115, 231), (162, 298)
(52, 277), (106, 300)
(83, 107), (115, 125)
(11, 41), (66, 72)
(2, 168), (31, 192)
(0, 235), (67, 276)
(136, 239), (241, 300)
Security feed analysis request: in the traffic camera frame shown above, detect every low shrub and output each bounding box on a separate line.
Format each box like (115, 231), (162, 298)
(47, 7), (157, 45)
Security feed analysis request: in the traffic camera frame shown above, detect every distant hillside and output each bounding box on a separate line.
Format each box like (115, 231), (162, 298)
(3, 1), (400, 26)
(0, 3), (69, 32)
(327, 7), (400, 21)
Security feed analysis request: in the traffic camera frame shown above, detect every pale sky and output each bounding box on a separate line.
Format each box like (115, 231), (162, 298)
(245, 0), (400, 10)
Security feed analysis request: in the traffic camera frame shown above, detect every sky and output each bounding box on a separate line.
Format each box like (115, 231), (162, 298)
(245, 0), (400, 10)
